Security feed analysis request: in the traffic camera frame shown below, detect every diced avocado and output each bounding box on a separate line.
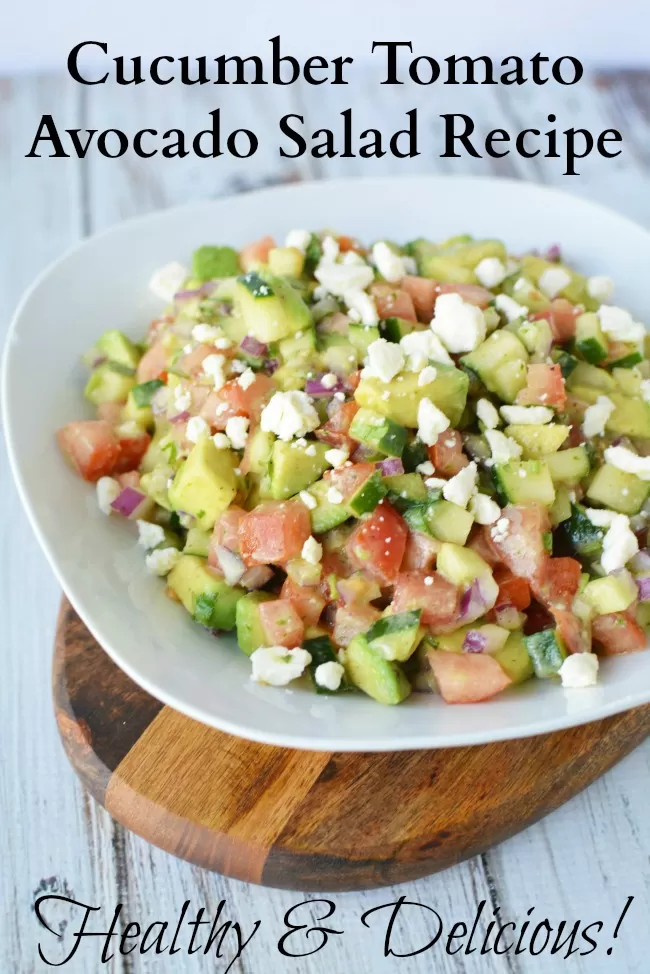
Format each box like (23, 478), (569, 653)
(426, 500), (475, 545)
(96, 329), (141, 369)
(271, 363), (312, 391)
(436, 542), (493, 586)
(349, 324), (380, 358)
(140, 465), (173, 511)
(304, 636), (351, 694)
(506, 423), (569, 458)
(84, 362), (136, 405)
(501, 275), (549, 314)
(277, 327), (316, 367)
(549, 486), (573, 526)
(122, 378), (165, 428)
(167, 554), (245, 631)
(384, 472), (428, 510)
(419, 255), (477, 283)
(492, 460), (555, 507)
(355, 363), (469, 428)
(380, 317), (419, 343)
(245, 428), (274, 476)
(493, 631), (534, 684)
(349, 408), (407, 458)
(519, 254), (588, 306)
(586, 462), (650, 515)
(307, 479), (351, 533)
(236, 591), (275, 655)
(543, 446), (590, 486)
(183, 526), (212, 558)
(428, 627), (469, 654)
(192, 245), (240, 282)
(445, 238), (507, 268)
(268, 246), (305, 279)
(318, 333), (359, 374)
(219, 312), (250, 346)
(233, 270), (311, 342)
(168, 438), (237, 530)
(612, 367), (643, 398)
(365, 610), (423, 662)
(269, 440), (329, 500)
(524, 628), (567, 678)
(462, 331), (529, 403)
(583, 573), (637, 615)
(566, 361), (616, 393)
(574, 312), (608, 364)
(562, 504), (604, 561)
(343, 635), (412, 705)
(605, 394), (650, 438)
(517, 318), (552, 360)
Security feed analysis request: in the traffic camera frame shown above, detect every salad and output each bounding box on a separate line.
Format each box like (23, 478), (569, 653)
(57, 230), (650, 705)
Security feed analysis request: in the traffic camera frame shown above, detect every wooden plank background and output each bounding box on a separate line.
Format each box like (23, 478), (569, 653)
(2, 68), (650, 973)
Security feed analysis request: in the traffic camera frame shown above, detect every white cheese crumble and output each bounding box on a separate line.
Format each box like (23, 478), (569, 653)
(425, 476), (448, 489)
(145, 546), (181, 576)
(364, 338), (405, 383)
(491, 516), (511, 544)
(192, 323), (222, 344)
(418, 365), (438, 387)
(260, 390), (319, 442)
(588, 511), (639, 574)
(136, 519), (166, 550)
(299, 490), (317, 510)
(474, 257), (507, 289)
(485, 429), (523, 464)
(320, 372), (339, 390)
(587, 275), (614, 303)
(173, 385), (192, 413)
(371, 241), (408, 283)
(417, 398), (450, 446)
(314, 661), (345, 691)
(416, 460), (435, 476)
(327, 486), (344, 504)
(604, 445), (650, 481)
(538, 266), (571, 299)
(284, 229), (312, 253)
(225, 416), (249, 450)
(215, 337), (232, 350)
(431, 293), (486, 353)
(495, 293), (528, 323)
(400, 329), (453, 368)
(96, 476), (121, 515)
(186, 416), (210, 443)
(559, 653), (599, 689)
(230, 359), (246, 374)
(582, 395), (615, 438)
(500, 404), (554, 426)
(597, 305), (645, 344)
(314, 249), (373, 299)
(301, 536), (323, 565)
(325, 448), (349, 468)
(212, 432), (231, 449)
(442, 462), (477, 509)
(250, 647), (312, 687)
(237, 368), (256, 390)
(470, 493), (501, 525)
(345, 289), (378, 326)
(202, 353), (227, 390)
(149, 262), (188, 303)
(584, 507), (616, 528)
(476, 398), (501, 429)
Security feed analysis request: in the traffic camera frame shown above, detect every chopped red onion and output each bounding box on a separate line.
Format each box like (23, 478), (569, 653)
(463, 630), (487, 653)
(305, 375), (345, 398)
(169, 410), (190, 424)
(174, 287), (204, 302)
(240, 335), (268, 358)
(110, 487), (149, 519)
(351, 443), (378, 462)
(264, 358), (279, 374)
(459, 577), (498, 623)
(240, 565), (274, 590)
(543, 244), (562, 262)
(377, 457), (404, 477)
(630, 549), (650, 573)
(92, 355), (107, 368)
(636, 576), (650, 602)
(214, 546), (246, 587)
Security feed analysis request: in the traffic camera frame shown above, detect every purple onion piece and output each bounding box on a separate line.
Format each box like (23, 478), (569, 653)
(263, 358), (279, 375)
(110, 487), (148, 518)
(351, 443), (378, 463)
(377, 457), (404, 477)
(544, 244), (562, 262)
(305, 375), (345, 398)
(169, 410), (190, 424)
(240, 335), (268, 358)
(636, 576), (650, 602)
(92, 355), (107, 368)
(459, 579), (490, 621)
(173, 287), (204, 302)
(463, 630), (488, 653)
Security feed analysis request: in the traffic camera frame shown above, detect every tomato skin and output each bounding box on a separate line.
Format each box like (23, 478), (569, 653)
(259, 600), (304, 649)
(552, 608), (592, 655)
(114, 432), (151, 474)
(532, 298), (579, 343)
(202, 374), (273, 431)
(437, 282), (493, 308)
(370, 282), (417, 322)
(332, 603), (381, 647)
(327, 462), (377, 503)
(427, 429), (468, 477)
(176, 344), (216, 377)
(57, 420), (121, 482)
(280, 577), (326, 627)
(315, 401), (360, 451)
(238, 500), (311, 567)
(493, 568), (531, 611)
(240, 235), (275, 271)
(516, 363), (566, 408)
(401, 531), (440, 572)
(208, 506), (246, 566)
(468, 527), (502, 568)
(592, 610), (647, 655)
(427, 650), (512, 704)
(136, 342), (168, 383)
(533, 557), (581, 610)
(391, 571), (460, 629)
(401, 276), (438, 322)
(485, 504), (550, 584)
(319, 551), (352, 600)
(346, 501), (408, 585)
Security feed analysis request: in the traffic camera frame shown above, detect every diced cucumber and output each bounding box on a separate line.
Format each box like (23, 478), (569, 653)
(349, 408), (407, 458)
(84, 362), (136, 405)
(519, 254), (588, 306)
(436, 542), (493, 587)
(383, 472), (428, 510)
(506, 423), (569, 458)
(168, 555), (245, 631)
(233, 270), (311, 342)
(501, 275), (549, 313)
(583, 572), (637, 614)
(492, 460), (555, 507)
(426, 500), (475, 545)
(347, 470), (387, 516)
(562, 504), (604, 561)
(343, 635), (412, 705)
(462, 331), (529, 403)
(518, 318), (552, 360)
(524, 628), (567, 678)
(277, 327), (316, 367)
(493, 631), (534, 684)
(419, 255), (477, 283)
(380, 317), (419, 343)
(355, 364), (469, 428)
(543, 446), (590, 486)
(96, 329), (141, 369)
(183, 526), (212, 558)
(549, 486), (573, 526)
(236, 592), (275, 655)
(269, 440), (329, 500)
(607, 345), (643, 370)
(574, 312), (608, 364)
(268, 246), (305, 279)
(613, 367), (643, 398)
(552, 349), (579, 378)
(307, 479), (351, 533)
(444, 238), (507, 268)
(304, 636), (350, 694)
(586, 462), (650, 515)
(366, 610), (423, 662)
(245, 429), (274, 476)
(605, 394), (650, 438)
(349, 324), (380, 358)
(566, 361), (616, 393)
(318, 334), (359, 374)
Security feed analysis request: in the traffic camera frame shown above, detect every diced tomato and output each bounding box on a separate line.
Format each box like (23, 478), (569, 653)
(238, 500), (311, 567)
(532, 298), (580, 343)
(327, 462), (376, 503)
(370, 282), (418, 322)
(259, 600), (304, 649)
(551, 608), (592, 655)
(516, 363), (566, 408)
(344, 371), (362, 394)
(391, 571), (460, 629)
(437, 282), (493, 308)
(57, 420), (121, 482)
(281, 577), (326, 627)
(96, 401), (123, 425)
(427, 650), (512, 704)
(401, 531), (440, 572)
(468, 527), (502, 568)
(332, 603), (381, 647)
(208, 506), (246, 568)
(401, 276), (438, 322)
(240, 235), (275, 271)
(116, 470), (141, 489)
(427, 429), (468, 477)
(113, 431), (151, 474)
(524, 600), (555, 635)
(494, 568), (531, 611)
(337, 235), (366, 255)
(202, 374), (274, 431)
(533, 557), (581, 610)
(177, 344), (217, 377)
(319, 551), (352, 600)
(346, 501), (408, 585)
(315, 401), (359, 451)
(485, 504), (550, 584)
(592, 611), (647, 655)
(136, 342), (168, 383)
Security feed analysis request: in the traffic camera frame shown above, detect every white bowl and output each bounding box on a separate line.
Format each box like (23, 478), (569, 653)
(4, 175), (650, 751)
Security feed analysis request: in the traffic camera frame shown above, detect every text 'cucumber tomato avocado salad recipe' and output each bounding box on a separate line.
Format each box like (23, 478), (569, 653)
(56, 230), (650, 706)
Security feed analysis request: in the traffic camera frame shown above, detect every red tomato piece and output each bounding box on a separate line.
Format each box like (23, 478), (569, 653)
(401, 531), (440, 572)
(337, 235), (366, 255)
(281, 576), (326, 627)
(437, 282), (493, 308)
(114, 431), (151, 474)
(427, 650), (512, 704)
(427, 429), (468, 477)
(208, 506), (246, 567)
(96, 401), (123, 425)
(238, 500), (311, 567)
(259, 600), (304, 649)
(485, 504), (550, 584)
(240, 235), (275, 271)
(370, 282), (417, 322)
(57, 420), (121, 482)
(391, 571), (460, 629)
(319, 551), (352, 600)
(346, 501), (408, 585)
(401, 276), (438, 322)
(533, 557), (581, 610)
(136, 342), (168, 383)
(532, 298), (579, 343)
(551, 608), (592, 655)
(524, 600), (555, 635)
(315, 401), (360, 450)
(516, 363), (567, 408)
(592, 611), (647, 655)
(202, 374), (273, 431)
(332, 603), (381, 647)
(493, 568), (531, 611)
(327, 462), (376, 503)
(467, 527), (502, 568)
(176, 344), (217, 377)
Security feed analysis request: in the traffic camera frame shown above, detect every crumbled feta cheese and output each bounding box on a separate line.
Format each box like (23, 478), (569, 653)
(302, 536), (323, 565)
(333, 391), (346, 402)
(250, 646), (312, 686)
(285, 228), (312, 253)
(215, 337), (232, 350)
(442, 461), (477, 509)
(476, 398), (501, 429)
(314, 661), (345, 691)
(321, 235), (340, 262)
(192, 323), (222, 344)
(212, 432), (231, 449)
(371, 241), (407, 283)
(538, 266), (571, 299)
(173, 386), (192, 413)
(182, 342), (193, 354)
(364, 338), (405, 383)
(148, 262), (187, 302)
(230, 360), (246, 374)
(585, 507), (615, 528)
(402, 256), (417, 275)
(500, 405), (554, 425)
(225, 416), (249, 450)
(96, 476), (120, 515)
(587, 276), (614, 303)
(186, 416), (209, 443)
(470, 493), (501, 525)
(597, 305), (645, 344)
(559, 653), (599, 689)
(320, 372), (338, 390)
(604, 445), (650, 481)
(475, 257), (507, 289)
(425, 477), (448, 489)
(260, 391), (319, 441)
(600, 512), (639, 573)
(495, 293), (527, 322)
(418, 365), (438, 387)
(136, 519), (166, 549)
(491, 516), (511, 544)
(417, 398), (450, 446)
(202, 353), (227, 390)
(400, 329), (453, 368)
(325, 448), (349, 468)
(485, 429), (523, 464)
(327, 487), (344, 504)
(582, 395), (615, 438)
(237, 368), (256, 390)
(299, 490), (317, 510)
(431, 293), (486, 353)
(145, 546), (181, 576)
(305, 444), (317, 456)
(345, 290), (378, 326)
(314, 253), (373, 298)
(423, 576), (434, 587)
(416, 460), (435, 476)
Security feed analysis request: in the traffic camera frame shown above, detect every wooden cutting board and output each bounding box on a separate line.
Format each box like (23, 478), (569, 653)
(53, 598), (650, 892)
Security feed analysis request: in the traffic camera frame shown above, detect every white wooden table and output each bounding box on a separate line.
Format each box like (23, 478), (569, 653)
(2, 69), (650, 974)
